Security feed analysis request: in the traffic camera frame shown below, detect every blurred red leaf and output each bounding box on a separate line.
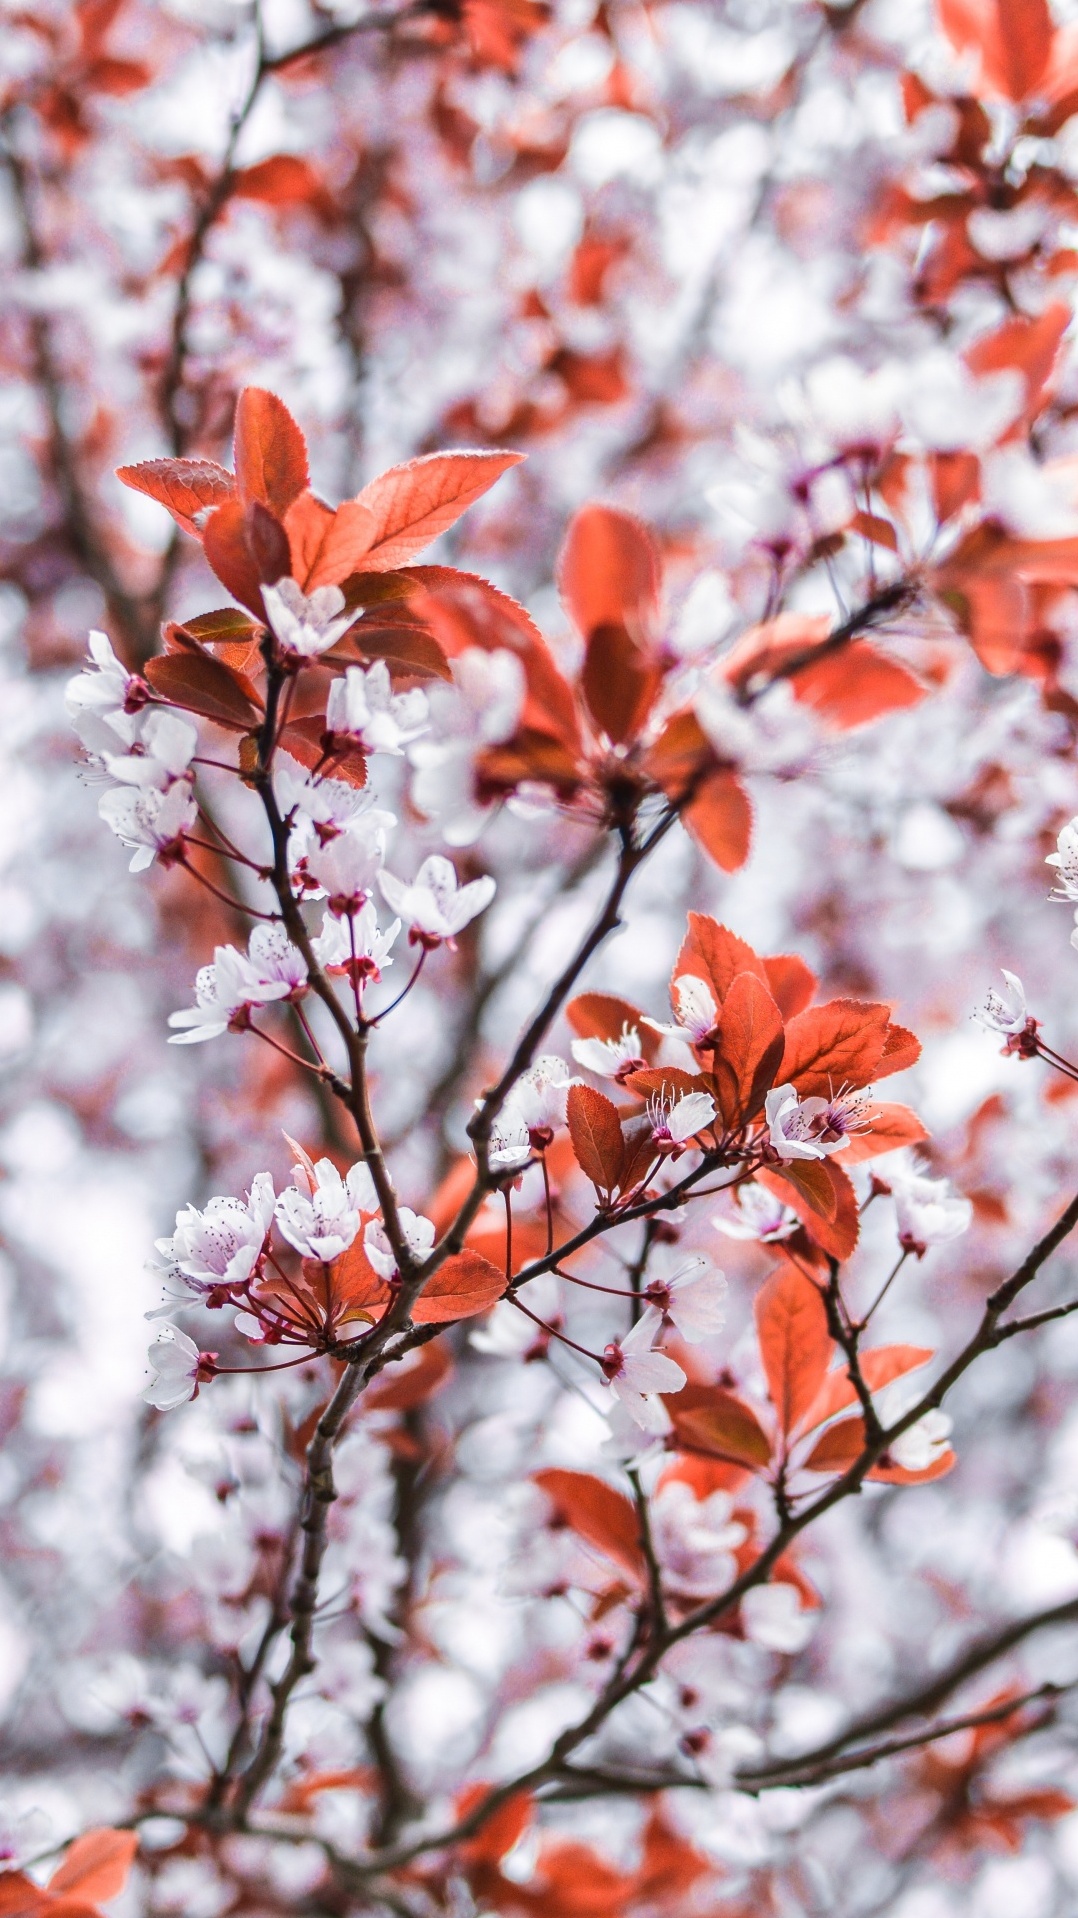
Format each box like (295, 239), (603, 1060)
(557, 503), (660, 639)
(682, 770), (753, 872)
(533, 1468), (644, 1579)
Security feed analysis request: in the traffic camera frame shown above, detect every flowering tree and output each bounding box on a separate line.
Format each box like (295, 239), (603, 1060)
(9, 0), (1078, 1912)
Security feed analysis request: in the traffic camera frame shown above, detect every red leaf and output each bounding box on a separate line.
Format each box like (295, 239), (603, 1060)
(940, 0), (1052, 100)
(682, 769), (753, 872)
(456, 1787), (533, 1865)
(245, 500), (291, 583)
(286, 495), (378, 593)
(327, 1239), (391, 1324)
(411, 1250), (506, 1324)
(869, 1448), (956, 1485)
(202, 498), (267, 617)
(754, 1268), (833, 1438)
(557, 503), (660, 639)
(805, 1344), (934, 1431)
(664, 1383), (773, 1470)
(145, 651), (263, 731)
(362, 1342), (452, 1412)
(622, 1065), (704, 1104)
(763, 953), (817, 1020)
(791, 641), (926, 730)
(233, 387), (309, 518)
(778, 999), (892, 1098)
(411, 567), (581, 751)
(230, 155), (330, 211)
(566, 1083), (624, 1193)
(533, 1467), (644, 1580)
(348, 450), (524, 571)
(581, 622), (660, 745)
(281, 716), (368, 789)
(876, 1021), (922, 1080)
(49, 1831), (139, 1904)
(840, 1101), (928, 1164)
(804, 1416), (866, 1473)
(674, 915), (768, 1007)
(712, 971), (785, 1126)
(0, 1875), (52, 1918)
(721, 612), (831, 693)
(760, 1161), (860, 1261)
(115, 457), (235, 538)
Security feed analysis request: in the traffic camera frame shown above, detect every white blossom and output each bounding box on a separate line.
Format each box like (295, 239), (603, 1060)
(570, 1025), (647, 1081)
(886, 1158), (972, 1255)
(262, 578), (354, 658)
(275, 758), (375, 836)
(601, 1315), (686, 1431)
(645, 974), (719, 1047)
(740, 1581), (815, 1653)
(764, 1083), (864, 1161)
(275, 1158), (378, 1262)
(888, 1408), (953, 1473)
(976, 969), (1028, 1037)
(489, 1054), (575, 1165)
(649, 1482), (747, 1595)
(98, 778), (198, 872)
(65, 629), (143, 755)
(1047, 818), (1078, 901)
(649, 1089), (717, 1151)
(409, 647), (527, 843)
(311, 902), (400, 983)
(713, 1183), (798, 1242)
(363, 1207), (436, 1280)
(378, 854), (495, 946)
(102, 708), (198, 790)
(641, 1256), (728, 1343)
(326, 662), (427, 754)
(144, 1325), (206, 1411)
(304, 810), (396, 910)
(168, 924), (308, 1042)
(154, 1175), (275, 1293)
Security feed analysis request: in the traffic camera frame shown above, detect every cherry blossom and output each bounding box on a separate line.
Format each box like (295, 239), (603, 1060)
(65, 630), (148, 756)
(641, 1256), (729, 1342)
(976, 970), (1029, 1037)
(740, 1581), (816, 1654)
(101, 708), (198, 790)
(645, 975), (719, 1047)
(888, 1409), (953, 1473)
(649, 1482), (747, 1596)
(1047, 817), (1078, 901)
(276, 760), (374, 838)
(325, 662), (428, 754)
(885, 1159), (973, 1256)
(143, 1325), (215, 1411)
(489, 1054), (576, 1166)
(262, 579), (354, 658)
(378, 855), (496, 949)
(274, 1158), (378, 1262)
(600, 1315), (686, 1432)
(154, 1175), (275, 1295)
(98, 778), (198, 872)
(570, 1024), (648, 1081)
(311, 902), (400, 986)
(410, 648), (526, 844)
(363, 1207), (436, 1280)
(765, 1084), (864, 1161)
(303, 810), (396, 912)
(713, 1182), (799, 1241)
(168, 925), (308, 1042)
(648, 1089), (718, 1155)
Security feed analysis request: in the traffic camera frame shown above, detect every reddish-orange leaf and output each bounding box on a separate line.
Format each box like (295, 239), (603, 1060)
(362, 1341), (452, 1412)
(349, 450), (523, 572)
(115, 456), (235, 538)
(581, 622), (660, 745)
(0, 1875), (52, 1918)
(411, 1250), (506, 1324)
(566, 1083), (624, 1192)
(791, 641), (926, 731)
(683, 768), (753, 872)
(411, 567), (581, 750)
(296, 500), (379, 594)
(994, 0), (1053, 100)
(754, 1267), (833, 1438)
(763, 953), (817, 1020)
(876, 1021), (922, 1080)
(778, 999), (892, 1097)
(329, 1237), (391, 1322)
(201, 498), (268, 617)
(455, 1787), (533, 1864)
(869, 1448), (956, 1486)
(674, 914), (768, 1005)
(664, 1382), (772, 1470)
(230, 155), (330, 211)
(533, 1467), (644, 1580)
(49, 1831), (139, 1904)
(145, 651), (263, 731)
(760, 1160), (860, 1261)
(281, 716), (368, 789)
(966, 303), (1069, 424)
(721, 612), (830, 693)
(233, 387), (309, 518)
(557, 502), (660, 639)
(841, 1101), (928, 1164)
(804, 1415), (866, 1473)
(712, 971), (785, 1126)
(622, 1065), (704, 1104)
(805, 1344), (934, 1431)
